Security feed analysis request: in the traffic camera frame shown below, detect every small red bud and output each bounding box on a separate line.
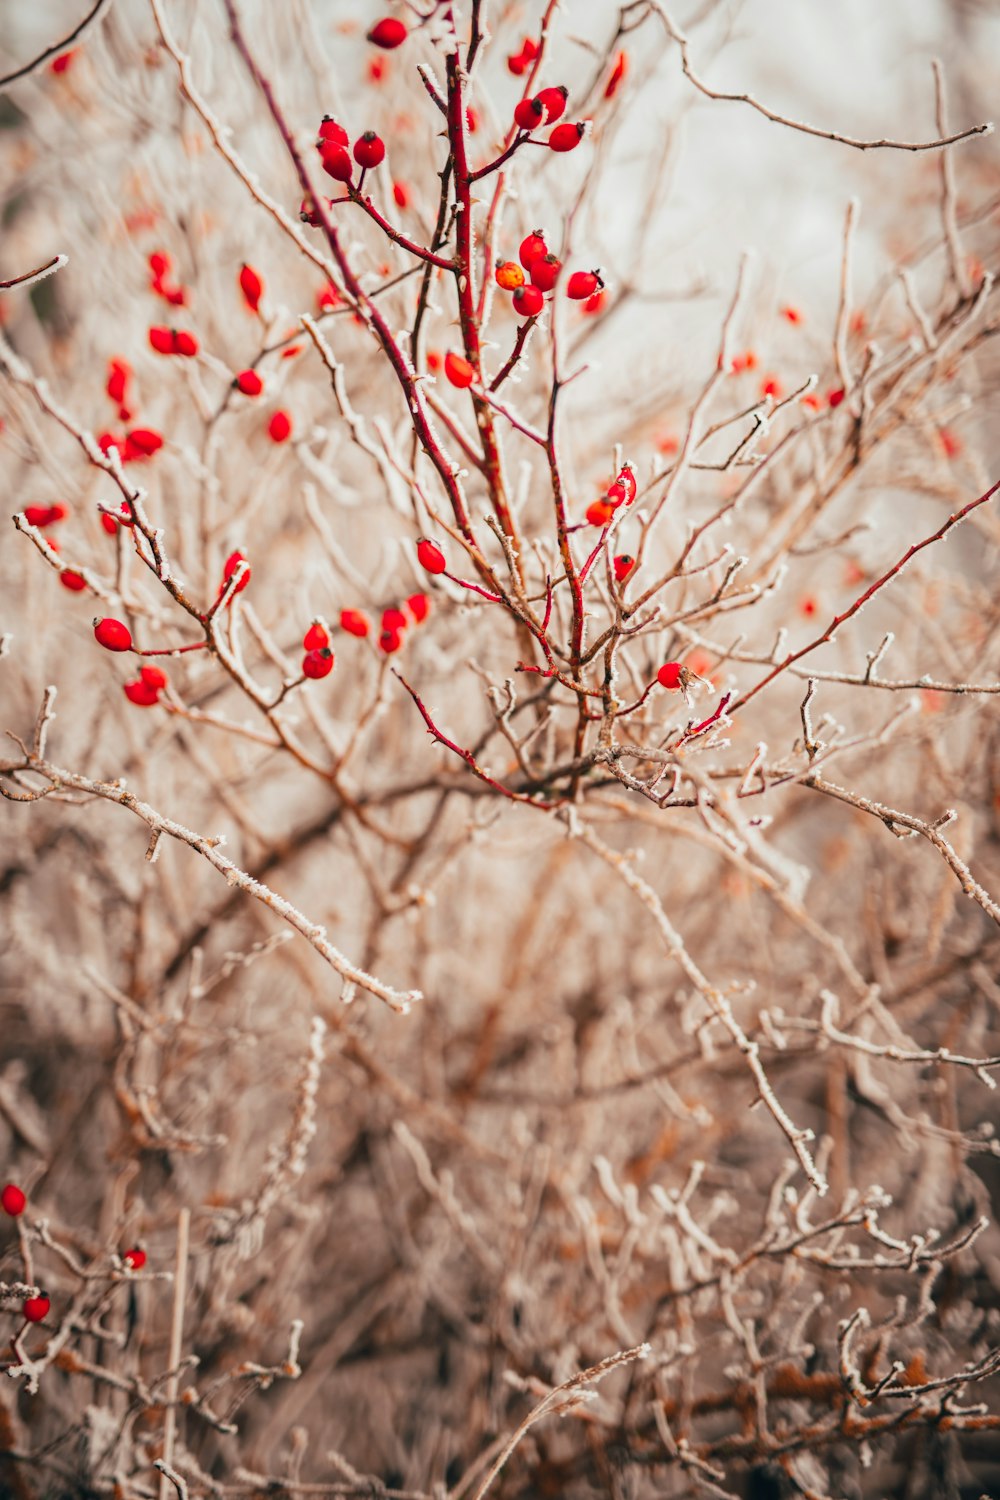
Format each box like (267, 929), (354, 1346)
(444, 351), (475, 388)
(239, 263), (263, 313)
(392, 180), (411, 209)
(223, 551), (251, 593)
(368, 17), (407, 48)
(566, 269), (603, 301)
(94, 618), (132, 653)
(302, 647), (335, 679)
(353, 131), (386, 170)
(548, 121), (587, 153)
(1, 1183), (26, 1216)
(303, 622), (330, 652)
(268, 410), (292, 443)
(513, 284), (544, 318)
(123, 1246), (147, 1270)
(535, 86), (568, 123)
(416, 537), (447, 574)
(124, 680), (160, 707)
(518, 231), (548, 270)
(339, 609), (370, 638)
(235, 369), (263, 397)
(22, 1293), (50, 1324)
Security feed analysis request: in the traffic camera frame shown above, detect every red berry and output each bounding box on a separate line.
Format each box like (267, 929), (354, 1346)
(124, 680), (160, 707)
(303, 622), (330, 651)
(139, 664), (168, 691)
(495, 260), (525, 291)
(106, 357), (131, 406)
(320, 142), (353, 182)
(22, 1293), (50, 1324)
(123, 1246), (147, 1270)
(379, 628), (403, 654)
(94, 617), (132, 652)
(444, 351), (475, 388)
(610, 463), (636, 505)
(1, 1183), (26, 1216)
(239, 263), (263, 313)
(368, 17), (407, 48)
(585, 498), (614, 527)
(604, 51), (628, 99)
(23, 505), (54, 527)
(300, 195), (323, 225)
(163, 284), (187, 307)
(148, 325), (173, 355)
(381, 607), (407, 634)
(97, 431), (123, 456)
(149, 251), (171, 281)
(50, 50), (76, 74)
(268, 410), (292, 443)
(339, 608), (370, 638)
(513, 96), (544, 132)
(827, 387), (846, 408)
(59, 570), (87, 592)
(172, 329), (199, 358)
(317, 116), (349, 145)
(567, 269), (603, 301)
(506, 37), (539, 75)
(223, 551), (251, 593)
(353, 131), (386, 170)
(416, 537), (446, 574)
(48, 502), (69, 523)
(406, 592), (430, 624)
(613, 553), (635, 582)
(302, 647), (335, 679)
(657, 661), (683, 690)
(512, 284), (544, 318)
(549, 121), (586, 152)
(519, 230), (548, 269)
(235, 369), (263, 397)
(393, 179), (411, 209)
(124, 428), (164, 459)
(466, 106), (480, 133)
(535, 85), (568, 123)
(529, 254), (561, 292)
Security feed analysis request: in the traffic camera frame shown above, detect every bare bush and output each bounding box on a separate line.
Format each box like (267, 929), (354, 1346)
(2, 2), (1000, 1497)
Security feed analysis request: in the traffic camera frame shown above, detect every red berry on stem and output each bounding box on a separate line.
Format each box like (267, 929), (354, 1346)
(303, 622), (330, 652)
(148, 326), (173, 355)
(268, 410), (292, 443)
(567, 269), (603, 301)
(513, 284), (544, 318)
(123, 1246), (147, 1270)
(513, 96), (544, 132)
(149, 251), (170, 281)
(585, 498), (614, 527)
(382, 607), (407, 634)
(94, 618), (132, 653)
(317, 116), (348, 145)
(106, 357), (131, 406)
(235, 369), (263, 397)
(339, 609), (370, 638)
(379, 628), (403, 655)
(406, 592), (430, 624)
(239, 263), (263, 313)
(303, 647), (335, 679)
(23, 505), (54, 527)
(444, 351), (475, 388)
(416, 537), (446, 575)
(320, 142), (353, 182)
(535, 85), (568, 123)
(613, 553), (635, 582)
(657, 662), (683, 690)
(125, 428), (164, 459)
(495, 260), (525, 291)
(1, 1183), (26, 1216)
(519, 231), (548, 270)
(22, 1293), (50, 1324)
(60, 570), (87, 592)
(353, 131), (386, 170)
(139, 665), (168, 691)
(549, 121), (586, 153)
(529, 254), (561, 292)
(172, 330), (199, 358)
(223, 550), (251, 593)
(124, 680), (160, 707)
(368, 17), (407, 48)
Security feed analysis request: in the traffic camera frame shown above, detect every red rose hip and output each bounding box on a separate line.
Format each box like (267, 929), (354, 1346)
(94, 618), (132, 652)
(416, 538), (446, 574)
(1, 1183), (26, 1216)
(368, 17), (407, 48)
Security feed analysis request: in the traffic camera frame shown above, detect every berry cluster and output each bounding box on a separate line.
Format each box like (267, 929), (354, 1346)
(585, 461), (636, 527)
(315, 117), (386, 188)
